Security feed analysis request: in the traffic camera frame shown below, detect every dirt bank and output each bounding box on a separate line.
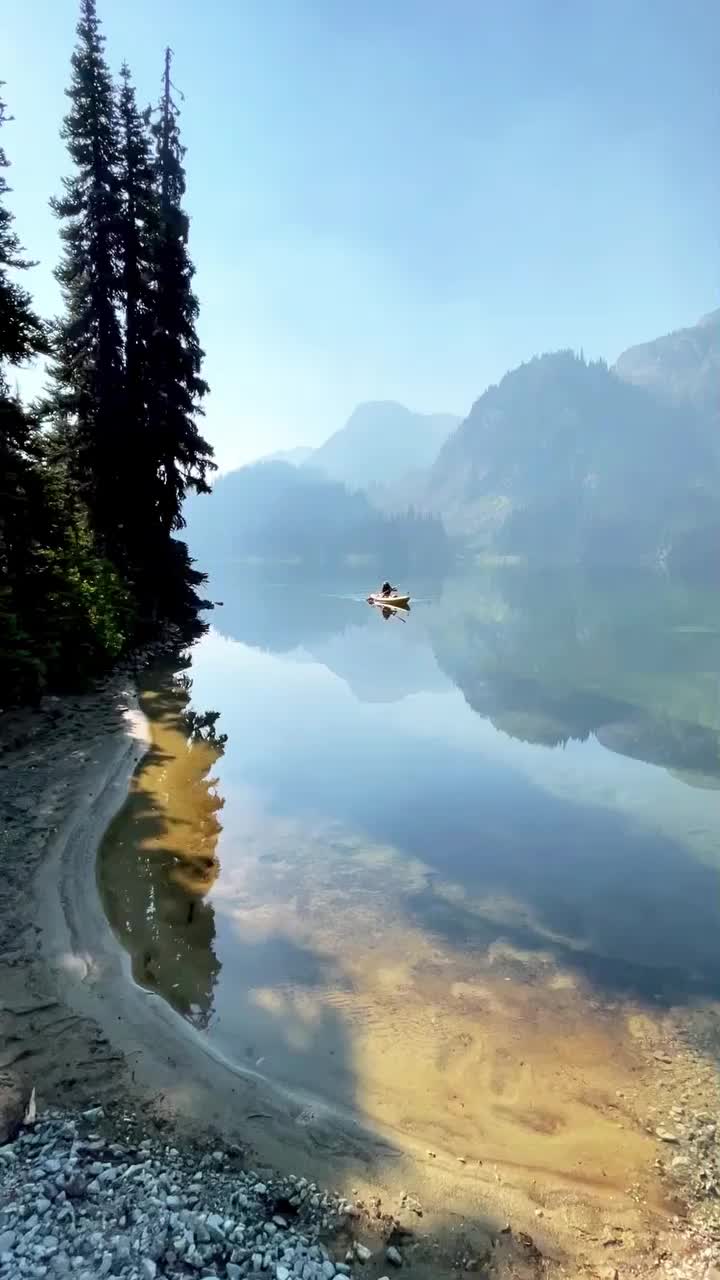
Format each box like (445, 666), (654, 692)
(1, 659), (720, 1279)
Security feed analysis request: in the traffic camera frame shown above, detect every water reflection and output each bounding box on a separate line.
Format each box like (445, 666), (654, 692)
(98, 663), (225, 1028)
(97, 566), (720, 1217)
(428, 568), (720, 786)
(208, 564), (720, 786)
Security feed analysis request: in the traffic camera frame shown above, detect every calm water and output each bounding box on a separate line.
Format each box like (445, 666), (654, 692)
(99, 566), (720, 1169)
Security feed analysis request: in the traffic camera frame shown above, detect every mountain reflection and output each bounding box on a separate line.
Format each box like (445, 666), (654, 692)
(428, 569), (720, 788)
(98, 664), (226, 1028)
(208, 563), (720, 788)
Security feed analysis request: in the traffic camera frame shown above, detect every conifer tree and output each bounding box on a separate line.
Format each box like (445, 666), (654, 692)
(149, 48), (215, 535)
(117, 63), (156, 452)
(0, 92), (46, 371)
(46, 0), (125, 551)
(0, 85), (48, 634)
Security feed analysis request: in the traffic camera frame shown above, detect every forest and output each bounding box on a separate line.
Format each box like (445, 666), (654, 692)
(1, 0), (213, 703)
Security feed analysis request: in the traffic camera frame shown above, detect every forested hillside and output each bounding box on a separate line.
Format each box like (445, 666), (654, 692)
(426, 349), (717, 568)
(186, 461), (450, 573)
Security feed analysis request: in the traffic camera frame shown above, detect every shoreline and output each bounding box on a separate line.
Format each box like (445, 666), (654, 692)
(1, 658), (720, 1278)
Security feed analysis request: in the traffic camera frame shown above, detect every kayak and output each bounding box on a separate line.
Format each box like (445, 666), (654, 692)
(367, 593), (411, 608)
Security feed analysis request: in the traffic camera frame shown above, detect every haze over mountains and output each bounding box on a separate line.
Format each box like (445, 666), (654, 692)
(308, 402), (460, 489)
(188, 309), (720, 574)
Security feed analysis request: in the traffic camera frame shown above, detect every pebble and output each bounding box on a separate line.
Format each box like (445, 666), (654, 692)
(0, 1109), (358, 1280)
(354, 1243), (372, 1263)
(386, 1246), (403, 1267)
(656, 1128), (680, 1143)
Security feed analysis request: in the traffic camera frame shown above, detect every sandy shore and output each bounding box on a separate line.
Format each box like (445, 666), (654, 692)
(2, 659), (720, 1279)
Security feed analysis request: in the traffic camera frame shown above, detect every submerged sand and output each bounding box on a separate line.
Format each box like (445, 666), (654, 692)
(1, 660), (720, 1279)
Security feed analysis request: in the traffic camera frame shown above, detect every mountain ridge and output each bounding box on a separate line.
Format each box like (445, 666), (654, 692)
(309, 400), (461, 491)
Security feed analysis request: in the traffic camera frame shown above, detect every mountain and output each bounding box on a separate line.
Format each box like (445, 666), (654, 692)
(310, 401), (460, 491)
(614, 309), (720, 424)
(425, 350), (716, 566)
(259, 446), (315, 466)
(185, 460), (450, 571)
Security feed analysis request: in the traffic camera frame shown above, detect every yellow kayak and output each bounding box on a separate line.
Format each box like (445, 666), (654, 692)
(367, 593), (411, 608)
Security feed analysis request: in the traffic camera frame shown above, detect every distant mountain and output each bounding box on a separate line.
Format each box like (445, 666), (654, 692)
(310, 401), (460, 491)
(425, 350), (716, 566)
(185, 460), (450, 571)
(259, 446), (315, 467)
(614, 309), (720, 424)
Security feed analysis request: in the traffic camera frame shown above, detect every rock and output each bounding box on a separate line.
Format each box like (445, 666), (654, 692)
(671, 1155), (690, 1171)
(655, 1127), (679, 1143)
(354, 1243), (372, 1263)
(140, 1262), (157, 1280)
(386, 1246), (403, 1267)
(227, 1267), (243, 1280)
(0, 1230), (16, 1252)
(276, 1268), (291, 1280)
(0, 1074), (32, 1145)
(322, 1262), (336, 1279)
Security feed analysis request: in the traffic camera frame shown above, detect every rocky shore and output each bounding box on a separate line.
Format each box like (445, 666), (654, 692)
(0, 1107), (384, 1280)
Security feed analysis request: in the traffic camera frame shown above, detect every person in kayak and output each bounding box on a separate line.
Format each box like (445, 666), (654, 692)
(380, 581), (396, 597)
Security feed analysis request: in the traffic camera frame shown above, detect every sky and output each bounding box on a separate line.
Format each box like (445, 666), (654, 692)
(4, 0), (720, 471)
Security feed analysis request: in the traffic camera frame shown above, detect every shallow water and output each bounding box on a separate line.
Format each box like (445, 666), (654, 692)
(98, 565), (720, 1197)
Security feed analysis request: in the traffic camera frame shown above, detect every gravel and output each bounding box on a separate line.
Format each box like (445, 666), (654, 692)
(0, 1110), (375, 1280)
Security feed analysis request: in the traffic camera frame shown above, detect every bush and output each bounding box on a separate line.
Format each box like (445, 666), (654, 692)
(1, 503), (136, 704)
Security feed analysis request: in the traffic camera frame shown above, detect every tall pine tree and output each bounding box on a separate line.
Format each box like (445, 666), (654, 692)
(0, 90), (46, 371)
(46, 0), (125, 553)
(116, 62), (159, 558)
(0, 84), (48, 675)
(149, 48), (215, 536)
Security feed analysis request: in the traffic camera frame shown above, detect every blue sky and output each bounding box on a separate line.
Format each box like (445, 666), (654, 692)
(4, 0), (719, 470)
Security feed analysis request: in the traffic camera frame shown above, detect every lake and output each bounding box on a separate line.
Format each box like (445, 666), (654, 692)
(98, 565), (720, 1201)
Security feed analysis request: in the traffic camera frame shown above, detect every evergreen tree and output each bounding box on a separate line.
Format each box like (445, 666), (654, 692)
(117, 63), (156, 452)
(149, 47), (215, 535)
(0, 84), (47, 475)
(116, 60), (160, 587)
(46, 0), (125, 551)
(0, 84), (48, 686)
(0, 90), (46, 370)
(1, 81), (131, 701)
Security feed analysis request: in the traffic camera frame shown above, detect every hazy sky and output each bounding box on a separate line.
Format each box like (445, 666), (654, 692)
(4, 0), (719, 470)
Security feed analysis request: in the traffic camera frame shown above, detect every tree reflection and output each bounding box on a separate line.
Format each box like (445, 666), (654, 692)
(99, 661), (226, 1029)
(429, 569), (720, 784)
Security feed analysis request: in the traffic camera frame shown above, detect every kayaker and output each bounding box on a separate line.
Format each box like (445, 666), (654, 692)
(380, 581), (395, 597)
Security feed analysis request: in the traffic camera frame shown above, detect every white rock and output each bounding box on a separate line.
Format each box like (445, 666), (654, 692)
(277, 1268), (291, 1280)
(140, 1262), (157, 1280)
(655, 1128), (679, 1143)
(354, 1243), (372, 1263)
(386, 1245), (403, 1267)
